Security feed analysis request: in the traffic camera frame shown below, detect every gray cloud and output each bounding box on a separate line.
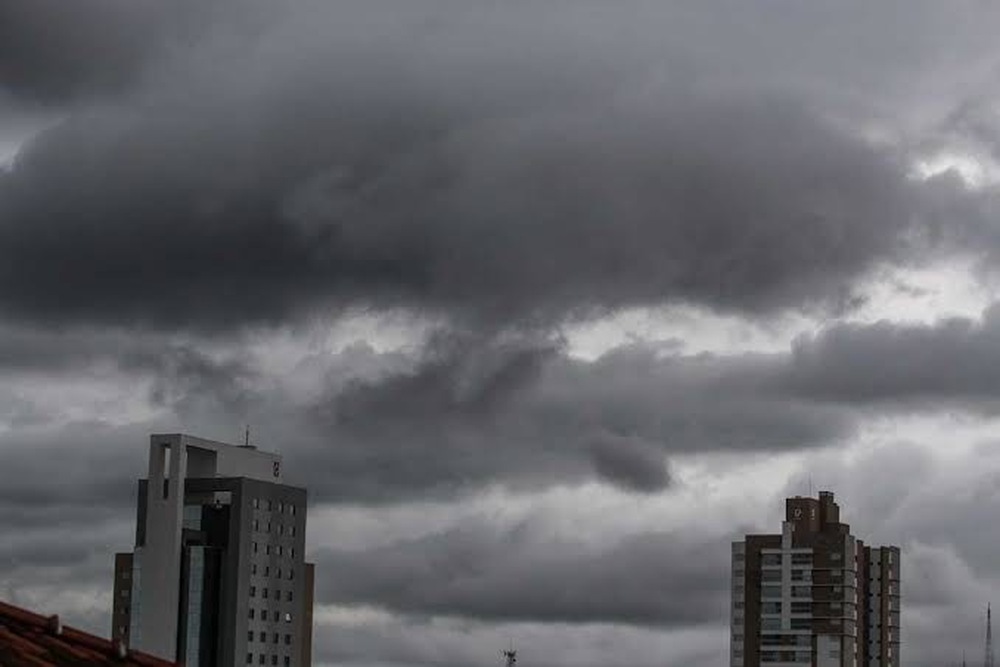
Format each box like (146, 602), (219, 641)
(16, 303), (1000, 509)
(588, 434), (670, 494)
(0, 0), (220, 103)
(782, 304), (1000, 406)
(303, 337), (850, 501)
(316, 518), (729, 626)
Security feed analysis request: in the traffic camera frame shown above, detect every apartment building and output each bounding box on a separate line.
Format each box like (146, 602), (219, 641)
(731, 491), (900, 667)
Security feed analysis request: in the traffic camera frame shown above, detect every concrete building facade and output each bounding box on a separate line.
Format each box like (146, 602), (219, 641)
(731, 492), (900, 667)
(112, 434), (314, 667)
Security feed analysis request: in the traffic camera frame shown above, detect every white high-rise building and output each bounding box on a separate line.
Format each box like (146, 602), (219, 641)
(112, 434), (315, 667)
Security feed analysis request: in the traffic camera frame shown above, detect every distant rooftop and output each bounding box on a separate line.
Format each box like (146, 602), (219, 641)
(0, 598), (176, 667)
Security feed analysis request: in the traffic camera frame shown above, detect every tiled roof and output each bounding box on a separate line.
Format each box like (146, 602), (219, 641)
(0, 599), (176, 667)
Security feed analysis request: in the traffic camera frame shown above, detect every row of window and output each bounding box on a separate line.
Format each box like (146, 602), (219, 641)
(250, 586), (294, 602)
(759, 650), (812, 662)
(246, 654), (291, 666)
(252, 542), (296, 559)
(253, 519), (297, 537)
(252, 563), (294, 578)
(248, 631), (293, 645)
(253, 499), (296, 514)
(757, 552), (848, 565)
(760, 601), (814, 614)
(248, 609), (294, 622)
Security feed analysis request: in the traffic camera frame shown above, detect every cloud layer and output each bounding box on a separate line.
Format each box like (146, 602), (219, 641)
(6, 3), (1000, 667)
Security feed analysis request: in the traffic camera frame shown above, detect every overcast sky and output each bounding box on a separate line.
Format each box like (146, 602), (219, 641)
(4, 1), (1000, 665)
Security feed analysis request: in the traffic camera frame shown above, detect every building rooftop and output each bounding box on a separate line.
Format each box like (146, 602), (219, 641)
(0, 598), (177, 667)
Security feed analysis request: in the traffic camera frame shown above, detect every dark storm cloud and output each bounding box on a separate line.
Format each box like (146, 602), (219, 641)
(588, 434), (670, 494)
(0, 0), (219, 103)
(316, 518), (729, 626)
(0, 0), (954, 334)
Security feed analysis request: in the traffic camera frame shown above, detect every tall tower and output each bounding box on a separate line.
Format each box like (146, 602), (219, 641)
(985, 604), (994, 667)
(112, 434), (315, 667)
(730, 491), (901, 667)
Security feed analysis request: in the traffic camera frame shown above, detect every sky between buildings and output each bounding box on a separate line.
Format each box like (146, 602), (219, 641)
(3, 1), (1000, 665)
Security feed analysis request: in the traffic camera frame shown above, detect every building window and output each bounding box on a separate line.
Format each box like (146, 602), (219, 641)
(290, 526), (295, 537)
(254, 519), (259, 531)
(278, 546), (283, 556)
(272, 656), (278, 666)
(290, 505), (296, 516)
(259, 655), (265, 665)
(260, 631), (266, 642)
(284, 658), (290, 667)
(265, 566), (270, 576)
(278, 502), (284, 512)
(253, 542), (258, 553)
(273, 633), (279, 644)
(248, 631), (254, 642)
(287, 591), (293, 602)
(284, 613), (292, 623)
(263, 588), (269, 599)
(285, 635), (291, 645)
(267, 500), (272, 511)
(247, 654), (253, 664)
(249, 609), (255, 619)
(277, 568), (282, 578)
(266, 545), (271, 555)
(254, 498), (260, 509)
(267, 521), (271, 533)
(290, 547), (295, 559)
(831, 553), (842, 561)
(252, 564), (258, 575)
(262, 610), (268, 621)
(278, 525), (284, 535)
(289, 570), (294, 581)
(250, 586), (256, 597)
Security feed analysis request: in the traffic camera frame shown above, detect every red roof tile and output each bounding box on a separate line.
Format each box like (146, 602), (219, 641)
(0, 599), (177, 667)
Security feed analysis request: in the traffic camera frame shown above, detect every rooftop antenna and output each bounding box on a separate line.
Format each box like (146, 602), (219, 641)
(808, 475), (813, 498)
(242, 425), (251, 448)
(502, 641), (517, 667)
(986, 604), (994, 667)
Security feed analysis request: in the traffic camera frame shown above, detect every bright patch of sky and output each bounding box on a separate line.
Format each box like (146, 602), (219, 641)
(0, 98), (61, 170)
(912, 151), (1000, 188)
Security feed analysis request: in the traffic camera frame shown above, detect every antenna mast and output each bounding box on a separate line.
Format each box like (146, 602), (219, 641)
(986, 604), (994, 667)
